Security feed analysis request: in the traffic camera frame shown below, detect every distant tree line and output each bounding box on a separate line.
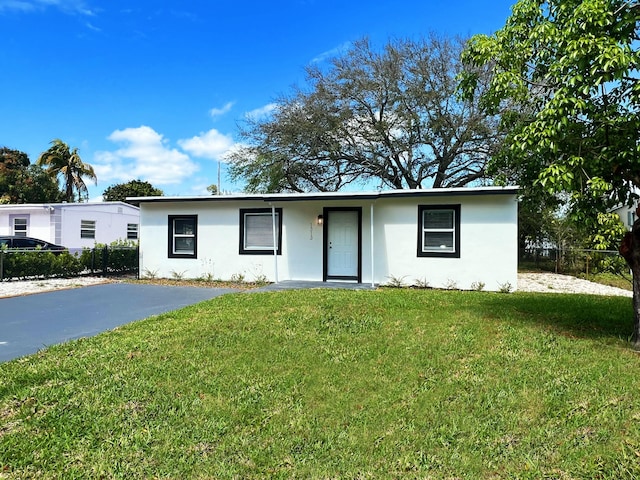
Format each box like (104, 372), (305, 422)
(0, 140), (165, 205)
(1, 139), (97, 204)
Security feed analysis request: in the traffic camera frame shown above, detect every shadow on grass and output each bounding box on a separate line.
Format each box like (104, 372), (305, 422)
(478, 292), (634, 343)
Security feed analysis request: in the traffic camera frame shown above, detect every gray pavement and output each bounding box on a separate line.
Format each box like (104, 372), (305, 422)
(0, 283), (238, 363)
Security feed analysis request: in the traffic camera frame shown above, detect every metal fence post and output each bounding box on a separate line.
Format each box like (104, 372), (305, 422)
(102, 245), (109, 276)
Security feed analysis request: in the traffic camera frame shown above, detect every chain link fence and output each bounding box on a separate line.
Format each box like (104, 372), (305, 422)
(520, 247), (629, 277)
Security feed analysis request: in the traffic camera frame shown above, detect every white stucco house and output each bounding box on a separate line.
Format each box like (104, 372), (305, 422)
(130, 187), (519, 291)
(0, 202), (140, 251)
(611, 193), (639, 230)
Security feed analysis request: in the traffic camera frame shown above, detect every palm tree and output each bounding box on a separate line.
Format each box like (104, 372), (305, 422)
(37, 139), (97, 202)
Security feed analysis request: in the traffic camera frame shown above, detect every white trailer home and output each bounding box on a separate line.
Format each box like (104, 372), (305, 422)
(0, 202), (140, 252)
(131, 187), (518, 291)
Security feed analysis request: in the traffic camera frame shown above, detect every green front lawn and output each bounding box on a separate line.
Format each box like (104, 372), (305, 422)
(1, 289), (639, 478)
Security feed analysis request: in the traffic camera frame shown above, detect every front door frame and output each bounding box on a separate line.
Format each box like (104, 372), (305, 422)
(323, 207), (362, 282)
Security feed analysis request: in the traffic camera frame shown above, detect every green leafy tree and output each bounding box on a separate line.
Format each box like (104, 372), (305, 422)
(37, 139), (97, 202)
(102, 179), (164, 204)
(228, 35), (503, 192)
(462, 0), (640, 346)
(0, 147), (64, 203)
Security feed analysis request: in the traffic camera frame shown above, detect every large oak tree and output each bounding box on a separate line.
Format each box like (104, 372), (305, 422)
(228, 35), (503, 192)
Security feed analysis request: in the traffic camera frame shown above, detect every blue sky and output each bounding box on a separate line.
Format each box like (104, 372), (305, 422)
(1, 0), (516, 199)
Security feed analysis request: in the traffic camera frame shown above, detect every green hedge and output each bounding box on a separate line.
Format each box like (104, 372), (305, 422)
(0, 241), (139, 280)
(0, 250), (84, 280)
(78, 245), (138, 274)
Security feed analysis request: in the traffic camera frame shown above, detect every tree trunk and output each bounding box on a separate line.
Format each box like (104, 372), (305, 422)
(619, 208), (640, 349)
(632, 261), (640, 350)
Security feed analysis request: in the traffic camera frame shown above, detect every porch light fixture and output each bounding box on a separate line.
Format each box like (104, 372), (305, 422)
(317, 214), (324, 226)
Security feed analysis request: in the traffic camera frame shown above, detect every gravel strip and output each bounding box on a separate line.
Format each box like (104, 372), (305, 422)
(517, 272), (632, 297)
(0, 277), (113, 298)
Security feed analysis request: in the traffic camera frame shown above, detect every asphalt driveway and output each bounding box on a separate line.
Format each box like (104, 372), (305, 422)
(0, 283), (239, 363)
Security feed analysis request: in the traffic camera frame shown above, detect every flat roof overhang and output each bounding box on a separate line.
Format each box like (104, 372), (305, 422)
(127, 186), (519, 206)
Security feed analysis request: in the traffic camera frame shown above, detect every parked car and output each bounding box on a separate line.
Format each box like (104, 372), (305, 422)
(0, 236), (67, 253)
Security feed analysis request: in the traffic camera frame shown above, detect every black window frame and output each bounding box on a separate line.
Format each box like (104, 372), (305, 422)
(239, 208), (282, 255)
(80, 219), (96, 239)
(127, 223), (139, 240)
(168, 215), (198, 259)
(417, 204), (461, 258)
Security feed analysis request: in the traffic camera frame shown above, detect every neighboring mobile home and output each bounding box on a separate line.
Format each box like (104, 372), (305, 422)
(0, 202), (140, 252)
(131, 187), (518, 291)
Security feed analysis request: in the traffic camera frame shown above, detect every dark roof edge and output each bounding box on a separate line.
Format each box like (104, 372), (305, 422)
(127, 186), (519, 206)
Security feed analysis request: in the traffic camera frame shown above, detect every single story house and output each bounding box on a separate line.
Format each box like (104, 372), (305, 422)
(612, 198), (639, 230)
(0, 202), (140, 252)
(131, 187), (518, 291)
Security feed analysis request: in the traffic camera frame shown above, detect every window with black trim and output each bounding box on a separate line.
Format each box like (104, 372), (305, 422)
(239, 208), (282, 255)
(168, 215), (197, 258)
(417, 205), (460, 258)
(127, 223), (138, 240)
(81, 220), (96, 239)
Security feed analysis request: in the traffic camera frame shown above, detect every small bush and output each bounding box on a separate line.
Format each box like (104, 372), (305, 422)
(444, 279), (459, 290)
(230, 272), (246, 283)
(412, 278), (430, 289)
(142, 268), (159, 279)
(170, 270), (187, 280)
(385, 274), (407, 288)
(253, 273), (269, 285)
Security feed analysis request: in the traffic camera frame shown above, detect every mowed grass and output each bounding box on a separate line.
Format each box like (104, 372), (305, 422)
(2, 289), (640, 479)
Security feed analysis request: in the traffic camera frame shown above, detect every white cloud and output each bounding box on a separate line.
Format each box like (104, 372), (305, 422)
(0, 0), (96, 15)
(311, 41), (352, 63)
(209, 101), (234, 118)
(245, 103), (277, 120)
(177, 128), (235, 162)
(93, 126), (199, 186)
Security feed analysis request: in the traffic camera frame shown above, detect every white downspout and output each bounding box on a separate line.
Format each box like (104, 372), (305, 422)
(270, 203), (279, 284)
(370, 202), (375, 288)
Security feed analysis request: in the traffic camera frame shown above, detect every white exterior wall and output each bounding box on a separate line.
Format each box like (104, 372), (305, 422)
(57, 203), (139, 250)
(139, 192), (518, 291)
(372, 195), (518, 291)
(612, 204), (637, 230)
(0, 202), (139, 250)
(140, 200), (313, 282)
(0, 206), (53, 241)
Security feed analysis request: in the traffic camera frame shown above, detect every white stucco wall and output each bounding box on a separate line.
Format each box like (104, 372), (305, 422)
(57, 203), (139, 250)
(0, 202), (139, 250)
(372, 195), (518, 291)
(138, 192), (518, 291)
(612, 204), (637, 230)
(0, 205), (53, 241)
